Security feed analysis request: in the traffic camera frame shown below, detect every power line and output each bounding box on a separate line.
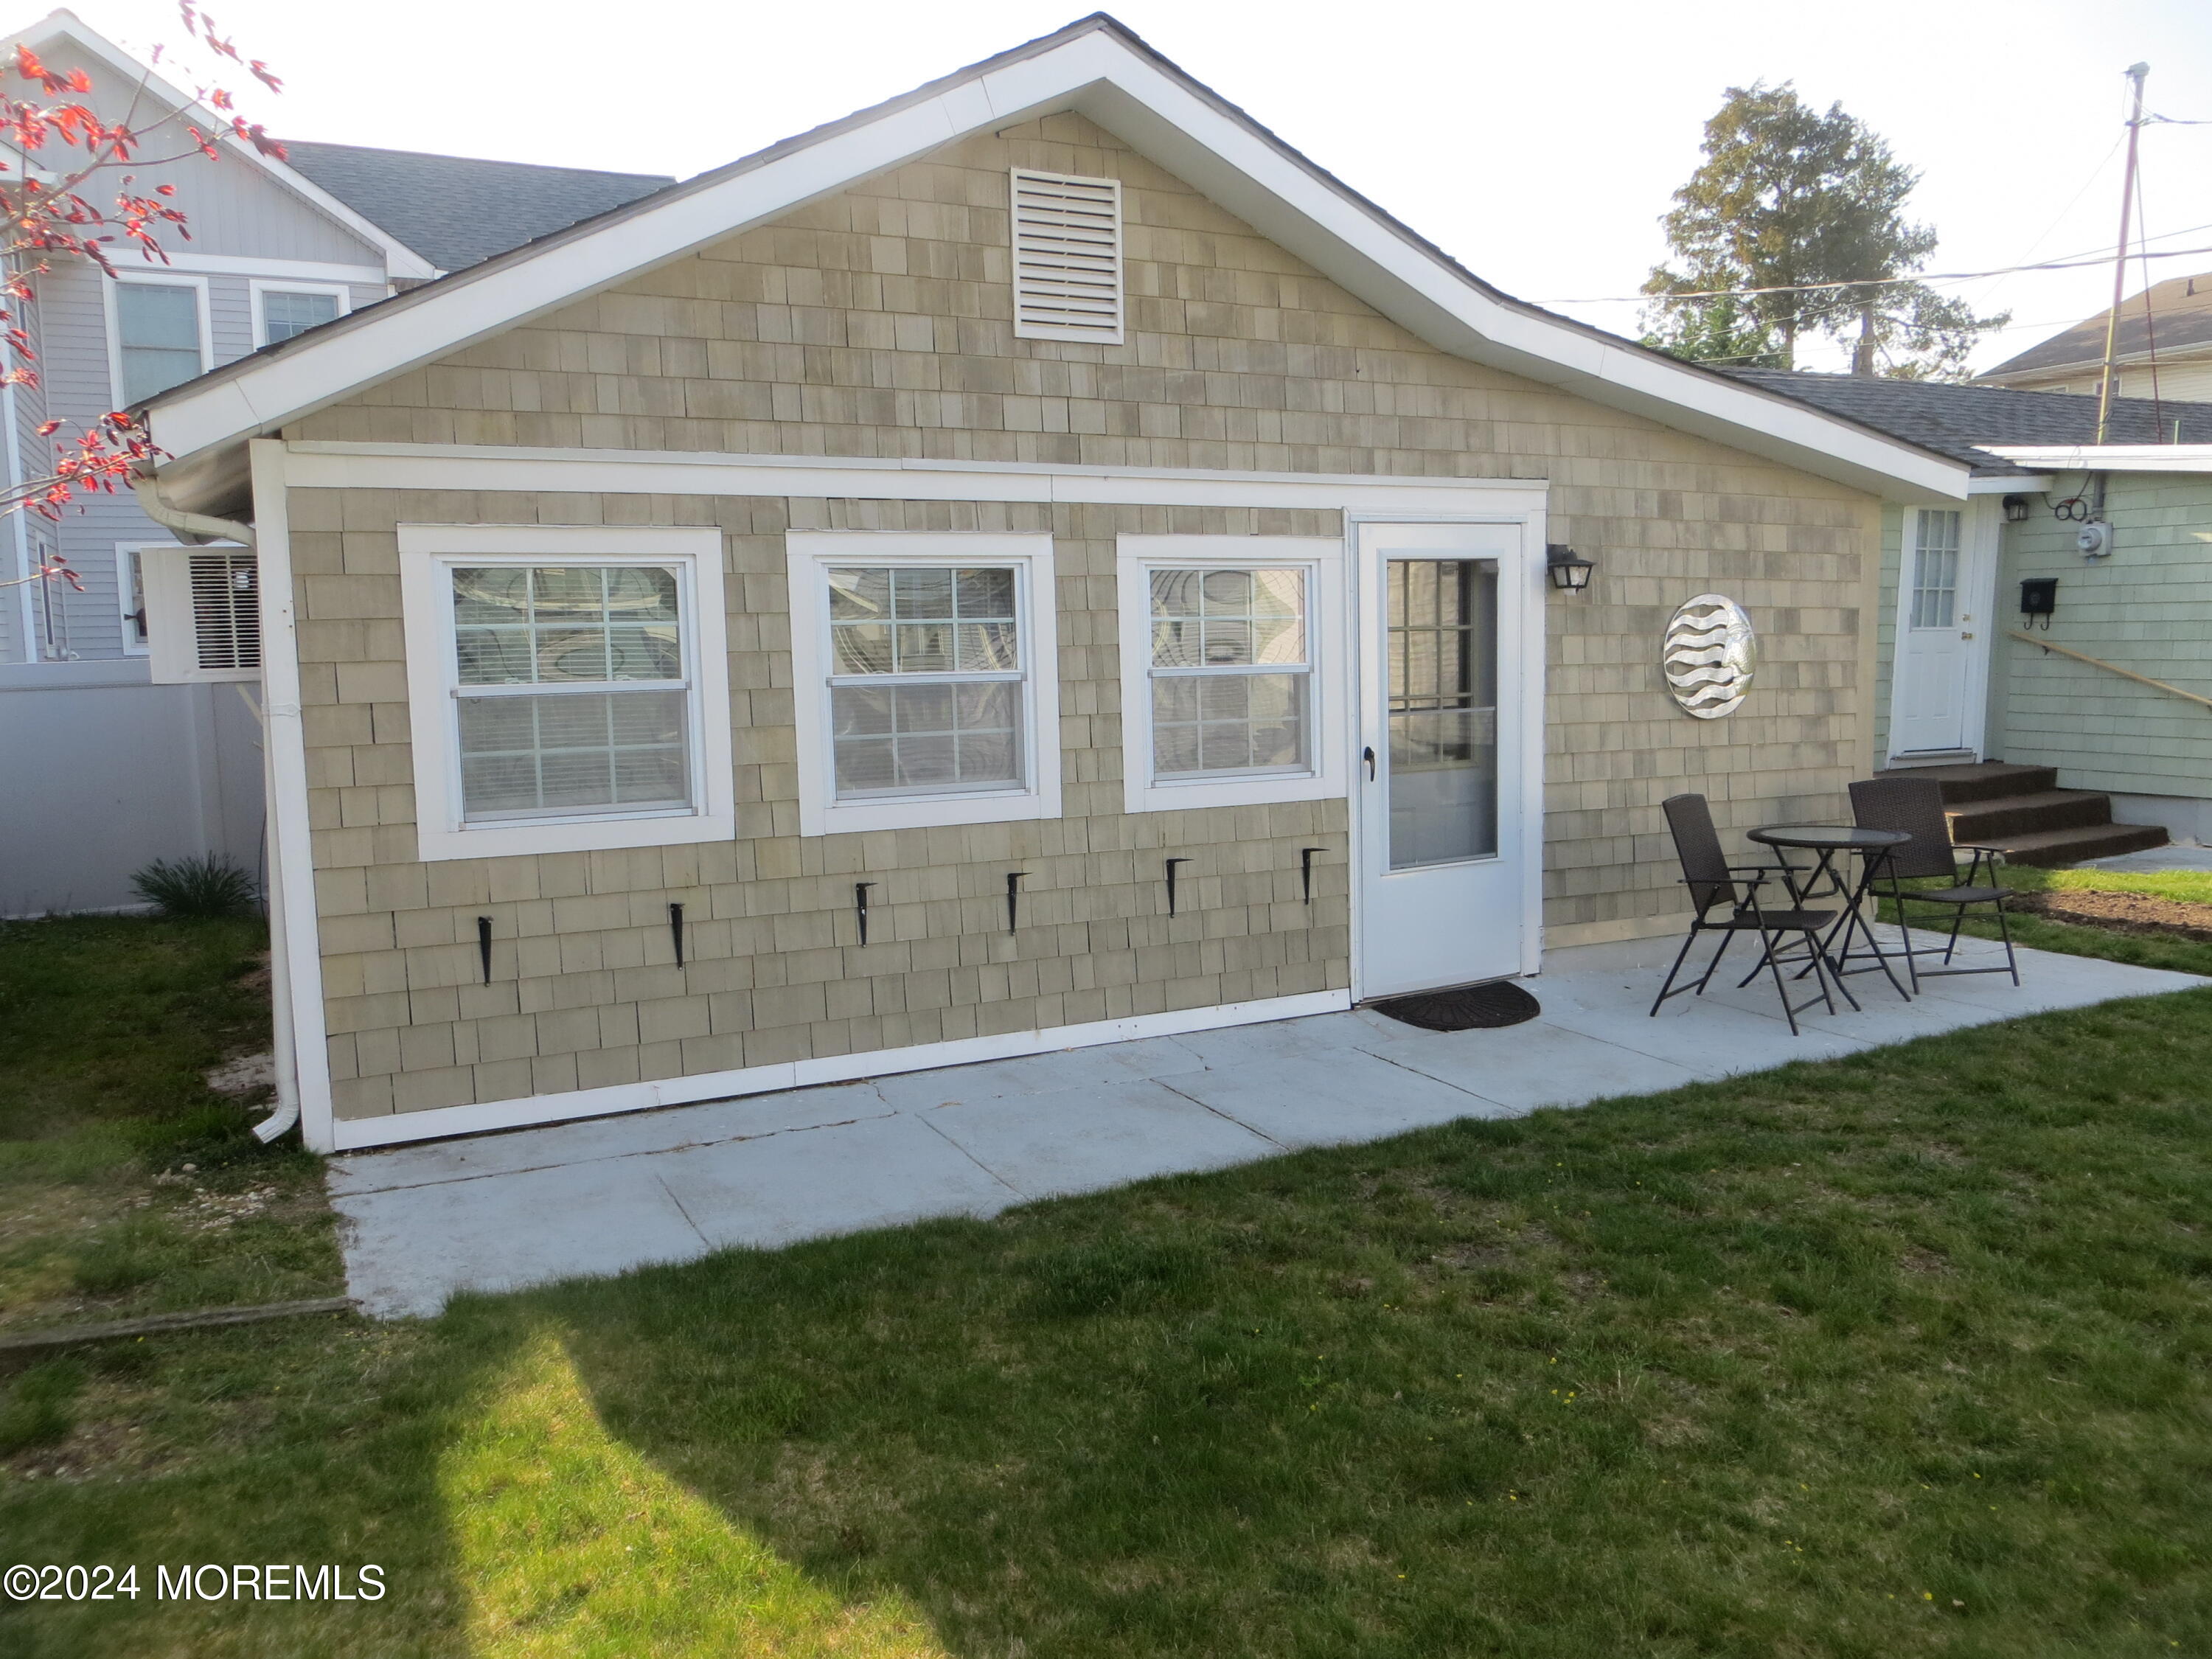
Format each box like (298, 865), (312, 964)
(1543, 241), (2212, 306)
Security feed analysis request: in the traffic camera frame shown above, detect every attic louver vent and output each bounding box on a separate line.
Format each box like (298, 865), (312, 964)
(1010, 168), (1124, 344)
(145, 546), (260, 684)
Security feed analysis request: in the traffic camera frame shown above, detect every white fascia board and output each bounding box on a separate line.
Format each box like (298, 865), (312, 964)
(280, 439), (1555, 515)
(146, 26), (1964, 504)
(142, 252), (388, 286)
(1986, 445), (2212, 475)
(1966, 474), (2053, 495)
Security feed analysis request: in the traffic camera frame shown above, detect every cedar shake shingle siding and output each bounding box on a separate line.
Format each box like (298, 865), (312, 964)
(279, 114), (1882, 1122)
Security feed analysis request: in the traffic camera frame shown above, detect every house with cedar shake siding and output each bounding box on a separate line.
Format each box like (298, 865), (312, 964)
(132, 16), (1967, 1152)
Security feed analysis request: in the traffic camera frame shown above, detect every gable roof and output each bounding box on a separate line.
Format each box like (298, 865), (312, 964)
(4, 9), (437, 279)
(140, 13), (1970, 515)
(279, 142), (675, 274)
(1721, 370), (2212, 476)
(1980, 270), (2212, 381)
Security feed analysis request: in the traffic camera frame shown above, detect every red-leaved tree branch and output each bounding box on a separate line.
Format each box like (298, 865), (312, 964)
(1, 1), (284, 594)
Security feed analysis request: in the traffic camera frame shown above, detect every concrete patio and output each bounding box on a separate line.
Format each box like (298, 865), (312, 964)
(330, 931), (2208, 1317)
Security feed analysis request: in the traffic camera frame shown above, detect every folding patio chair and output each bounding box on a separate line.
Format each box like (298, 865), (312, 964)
(1848, 776), (2020, 990)
(1649, 793), (1841, 1035)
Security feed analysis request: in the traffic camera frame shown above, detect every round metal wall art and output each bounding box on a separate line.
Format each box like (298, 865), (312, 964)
(1663, 594), (1757, 720)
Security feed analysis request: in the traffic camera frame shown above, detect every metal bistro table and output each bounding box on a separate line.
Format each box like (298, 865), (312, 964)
(1745, 824), (1914, 1004)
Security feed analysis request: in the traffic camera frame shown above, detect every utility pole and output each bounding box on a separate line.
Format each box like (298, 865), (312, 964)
(2096, 62), (2150, 442)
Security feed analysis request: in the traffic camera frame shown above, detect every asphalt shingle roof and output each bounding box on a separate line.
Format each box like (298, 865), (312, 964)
(281, 140), (676, 274)
(1720, 369), (2212, 473)
(1980, 269), (2212, 380)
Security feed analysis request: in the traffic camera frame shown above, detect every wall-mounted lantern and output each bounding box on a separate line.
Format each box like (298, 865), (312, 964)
(1545, 544), (1595, 593)
(2001, 494), (2033, 524)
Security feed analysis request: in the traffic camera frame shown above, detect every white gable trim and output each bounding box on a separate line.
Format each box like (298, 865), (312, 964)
(10, 10), (436, 282)
(146, 23), (1964, 504)
(1986, 445), (2212, 475)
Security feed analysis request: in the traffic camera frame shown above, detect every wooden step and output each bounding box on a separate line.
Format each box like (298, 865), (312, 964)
(1978, 822), (2170, 868)
(1874, 761), (2056, 803)
(1945, 790), (2116, 843)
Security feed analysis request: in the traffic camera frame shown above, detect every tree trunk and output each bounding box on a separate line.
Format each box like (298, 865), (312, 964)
(1851, 304), (1878, 376)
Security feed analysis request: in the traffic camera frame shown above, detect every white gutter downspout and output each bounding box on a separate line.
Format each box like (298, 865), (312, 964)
(131, 467), (299, 1144)
(131, 472), (256, 549)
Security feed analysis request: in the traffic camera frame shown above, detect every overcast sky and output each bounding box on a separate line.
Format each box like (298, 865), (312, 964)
(72, 0), (2212, 374)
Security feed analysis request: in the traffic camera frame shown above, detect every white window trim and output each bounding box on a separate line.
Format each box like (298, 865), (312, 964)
(1116, 535), (1346, 815)
(105, 272), (212, 409)
(249, 279), (353, 349)
(397, 524), (734, 862)
(787, 532), (1061, 837)
(114, 539), (175, 657)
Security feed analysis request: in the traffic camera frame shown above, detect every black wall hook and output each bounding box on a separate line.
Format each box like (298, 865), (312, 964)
(1300, 846), (1326, 905)
(476, 915), (493, 984)
(1006, 871), (1028, 932)
(854, 881), (876, 946)
(668, 902), (686, 967)
(1164, 857), (1193, 917)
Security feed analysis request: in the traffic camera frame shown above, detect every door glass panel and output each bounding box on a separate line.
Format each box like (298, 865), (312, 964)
(1385, 558), (1498, 869)
(1910, 509), (1960, 630)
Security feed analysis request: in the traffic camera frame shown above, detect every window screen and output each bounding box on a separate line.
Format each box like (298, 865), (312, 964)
(826, 566), (1024, 798)
(1147, 567), (1310, 779)
(448, 565), (691, 821)
(116, 283), (203, 404)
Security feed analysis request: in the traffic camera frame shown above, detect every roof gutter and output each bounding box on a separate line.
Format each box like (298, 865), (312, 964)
(131, 468), (256, 549)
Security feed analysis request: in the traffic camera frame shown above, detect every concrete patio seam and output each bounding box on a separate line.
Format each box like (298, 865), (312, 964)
(654, 1172), (714, 1250)
(911, 1108), (1040, 1203)
(1151, 1075), (1295, 1150)
(329, 1106), (910, 1196)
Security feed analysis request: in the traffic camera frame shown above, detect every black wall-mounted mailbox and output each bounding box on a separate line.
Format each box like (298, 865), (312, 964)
(2020, 577), (2057, 628)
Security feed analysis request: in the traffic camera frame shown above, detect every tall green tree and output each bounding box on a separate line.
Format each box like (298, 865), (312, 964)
(1640, 83), (2006, 378)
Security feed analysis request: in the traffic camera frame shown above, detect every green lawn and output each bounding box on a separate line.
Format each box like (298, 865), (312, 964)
(0, 914), (340, 1332)
(5, 908), (2211, 1655)
(1887, 858), (2212, 979)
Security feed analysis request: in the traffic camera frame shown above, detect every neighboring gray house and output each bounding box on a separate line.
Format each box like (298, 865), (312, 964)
(0, 8), (670, 914)
(1733, 371), (2212, 857)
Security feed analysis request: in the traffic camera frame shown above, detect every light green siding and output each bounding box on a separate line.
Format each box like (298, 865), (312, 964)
(1990, 473), (2212, 799)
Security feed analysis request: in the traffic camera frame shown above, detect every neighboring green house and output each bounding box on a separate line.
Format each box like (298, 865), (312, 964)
(1735, 374), (2212, 856)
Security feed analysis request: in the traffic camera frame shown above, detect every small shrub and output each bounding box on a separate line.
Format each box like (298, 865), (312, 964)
(130, 854), (258, 918)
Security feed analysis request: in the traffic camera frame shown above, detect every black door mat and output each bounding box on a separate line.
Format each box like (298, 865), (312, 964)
(1368, 980), (1541, 1032)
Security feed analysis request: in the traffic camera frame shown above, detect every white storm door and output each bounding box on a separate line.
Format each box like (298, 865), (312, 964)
(1892, 507), (1976, 755)
(1355, 522), (1530, 998)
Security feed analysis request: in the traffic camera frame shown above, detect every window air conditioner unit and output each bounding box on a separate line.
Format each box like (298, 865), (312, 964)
(143, 546), (261, 684)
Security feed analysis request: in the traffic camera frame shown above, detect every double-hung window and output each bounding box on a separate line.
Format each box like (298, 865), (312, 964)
(253, 281), (350, 347)
(399, 525), (733, 860)
(789, 533), (1060, 835)
(1117, 536), (1346, 814)
(111, 276), (209, 406)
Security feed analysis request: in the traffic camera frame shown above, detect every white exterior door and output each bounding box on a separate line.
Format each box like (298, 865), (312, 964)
(1891, 503), (1993, 758)
(1354, 521), (1534, 998)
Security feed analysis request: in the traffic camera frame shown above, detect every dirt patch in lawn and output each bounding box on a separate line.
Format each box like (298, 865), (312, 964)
(2011, 886), (2212, 943)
